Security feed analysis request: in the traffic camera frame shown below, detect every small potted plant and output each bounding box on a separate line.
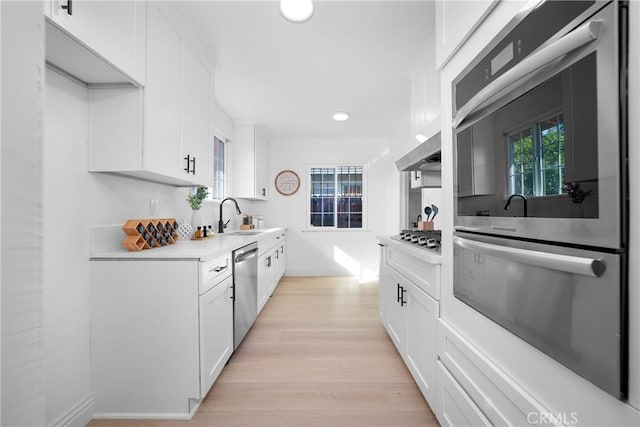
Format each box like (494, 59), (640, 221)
(187, 186), (209, 232)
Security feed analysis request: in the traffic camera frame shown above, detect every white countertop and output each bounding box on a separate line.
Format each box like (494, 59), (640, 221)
(377, 235), (442, 265)
(90, 226), (286, 262)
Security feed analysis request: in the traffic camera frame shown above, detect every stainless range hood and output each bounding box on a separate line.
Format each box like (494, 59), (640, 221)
(395, 132), (441, 172)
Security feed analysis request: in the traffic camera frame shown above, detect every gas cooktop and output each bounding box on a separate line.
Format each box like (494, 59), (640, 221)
(391, 229), (441, 253)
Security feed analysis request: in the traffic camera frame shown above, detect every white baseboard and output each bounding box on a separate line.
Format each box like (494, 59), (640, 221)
(92, 412), (194, 420)
(51, 394), (94, 427)
(91, 399), (200, 421)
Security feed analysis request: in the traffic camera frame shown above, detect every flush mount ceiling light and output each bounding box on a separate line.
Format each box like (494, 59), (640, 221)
(332, 111), (350, 122)
(416, 134), (428, 143)
(280, 0), (314, 23)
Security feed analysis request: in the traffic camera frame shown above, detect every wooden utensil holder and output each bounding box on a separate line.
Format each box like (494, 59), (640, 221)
(122, 218), (179, 251)
(417, 221), (434, 231)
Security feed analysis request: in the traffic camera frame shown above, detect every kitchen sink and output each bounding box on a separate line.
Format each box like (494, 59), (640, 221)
(225, 230), (264, 236)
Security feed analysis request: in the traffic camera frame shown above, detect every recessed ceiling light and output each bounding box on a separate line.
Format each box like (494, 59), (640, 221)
(332, 111), (350, 122)
(280, 0), (314, 23)
(416, 134), (428, 143)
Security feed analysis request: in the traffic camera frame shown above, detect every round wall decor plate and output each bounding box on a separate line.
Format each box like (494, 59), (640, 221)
(275, 170), (300, 195)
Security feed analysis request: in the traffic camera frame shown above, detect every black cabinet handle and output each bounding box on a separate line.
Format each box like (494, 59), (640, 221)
(261, 188), (266, 197)
(400, 288), (407, 307)
(184, 155), (191, 173)
(61, 0), (72, 15)
(190, 157), (196, 175)
(397, 283), (401, 303)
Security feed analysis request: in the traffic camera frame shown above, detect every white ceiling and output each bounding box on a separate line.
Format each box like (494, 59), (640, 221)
(179, 1), (434, 142)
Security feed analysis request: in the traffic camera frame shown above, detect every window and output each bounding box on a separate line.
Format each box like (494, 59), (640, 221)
(508, 113), (565, 197)
(309, 166), (364, 229)
(209, 136), (226, 200)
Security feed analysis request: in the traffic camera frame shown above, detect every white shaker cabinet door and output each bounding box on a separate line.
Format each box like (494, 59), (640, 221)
(48, 0), (146, 83)
(385, 267), (407, 354)
(406, 282), (438, 407)
(182, 43), (213, 185)
(233, 121), (270, 200)
(199, 275), (233, 398)
(257, 253), (270, 314)
(144, 2), (184, 180)
(254, 125), (270, 200)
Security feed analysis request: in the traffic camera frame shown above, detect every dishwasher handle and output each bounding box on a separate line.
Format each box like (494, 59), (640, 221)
(235, 248), (258, 263)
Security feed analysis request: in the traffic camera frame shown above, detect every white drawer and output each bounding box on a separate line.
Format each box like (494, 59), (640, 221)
(387, 244), (440, 300)
(200, 252), (231, 294)
(259, 231), (286, 255)
(435, 361), (492, 427)
(437, 320), (552, 426)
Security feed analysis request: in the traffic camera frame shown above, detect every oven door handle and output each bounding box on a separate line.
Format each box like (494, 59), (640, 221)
(453, 19), (602, 129)
(453, 236), (606, 277)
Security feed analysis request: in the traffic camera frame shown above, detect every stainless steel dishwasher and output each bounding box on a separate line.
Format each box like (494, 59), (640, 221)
(232, 242), (258, 349)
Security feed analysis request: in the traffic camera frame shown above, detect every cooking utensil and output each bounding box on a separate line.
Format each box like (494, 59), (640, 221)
(431, 204), (439, 221)
(424, 206), (432, 221)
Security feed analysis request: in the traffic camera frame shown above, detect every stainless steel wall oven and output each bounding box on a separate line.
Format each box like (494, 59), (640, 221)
(452, 0), (628, 399)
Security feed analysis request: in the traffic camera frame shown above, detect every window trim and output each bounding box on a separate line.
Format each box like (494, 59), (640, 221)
(207, 132), (230, 203)
(306, 163), (368, 231)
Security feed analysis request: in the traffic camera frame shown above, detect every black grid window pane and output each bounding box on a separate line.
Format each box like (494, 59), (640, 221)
(335, 166), (363, 229)
(310, 166), (363, 229)
(310, 168), (336, 227)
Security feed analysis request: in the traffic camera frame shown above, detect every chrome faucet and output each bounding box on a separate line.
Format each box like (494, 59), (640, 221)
(504, 193), (528, 217)
(218, 197), (242, 233)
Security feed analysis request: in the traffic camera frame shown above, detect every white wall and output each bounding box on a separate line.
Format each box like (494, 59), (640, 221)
(1, 1), (45, 426)
(0, 2), (44, 426)
(248, 138), (398, 277)
(438, 1), (640, 425)
(42, 69), (234, 425)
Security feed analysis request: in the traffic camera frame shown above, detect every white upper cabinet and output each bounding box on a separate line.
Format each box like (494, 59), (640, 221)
(233, 121), (270, 200)
(89, 2), (214, 187)
(182, 41), (214, 186)
(45, 0), (146, 85)
(435, 0), (499, 70)
(144, 2), (184, 180)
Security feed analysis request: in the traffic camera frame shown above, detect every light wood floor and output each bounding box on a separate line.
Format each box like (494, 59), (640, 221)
(88, 276), (440, 427)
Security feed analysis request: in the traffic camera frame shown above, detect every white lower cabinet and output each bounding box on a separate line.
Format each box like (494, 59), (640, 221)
(405, 280), (438, 405)
(90, 257), (233, 419)
(378, 243), (387, 322)
(436, 361), (492, 427)
(257, 252), (272, 313)
(199, 274), (233, 397)
(385, 266), (407, 351)
(380, 242), (440, 409)
(436, 320), (555, 427)
(257, 231), (287, 314)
